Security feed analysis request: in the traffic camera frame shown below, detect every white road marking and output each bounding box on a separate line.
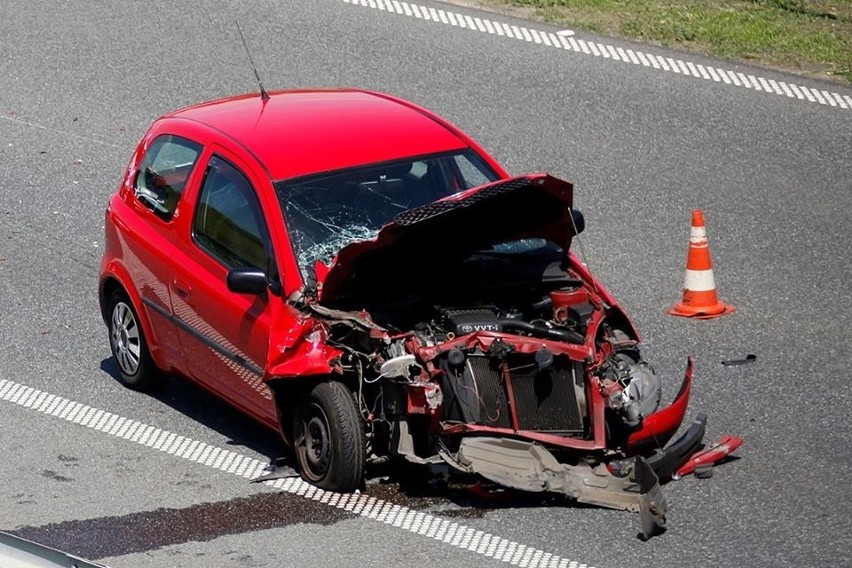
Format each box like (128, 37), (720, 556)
(0, 378), (594, 568)
(340, 0), (850, 110)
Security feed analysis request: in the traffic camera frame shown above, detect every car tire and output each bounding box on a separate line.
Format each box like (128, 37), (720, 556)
(107, 290), (159, 391)
(293, 381), (365, 492)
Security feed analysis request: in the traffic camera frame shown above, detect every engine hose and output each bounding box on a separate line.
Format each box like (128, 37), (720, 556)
(498, 319), (585, 345)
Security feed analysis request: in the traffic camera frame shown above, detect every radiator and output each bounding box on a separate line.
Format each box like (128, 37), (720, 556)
(466, 354), (585, 434)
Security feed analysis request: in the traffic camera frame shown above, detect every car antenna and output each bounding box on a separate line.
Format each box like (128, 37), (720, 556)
(235, 21), (269, 101)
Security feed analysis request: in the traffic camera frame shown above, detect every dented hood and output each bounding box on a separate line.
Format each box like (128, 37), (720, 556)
(319, 174), (575, 305)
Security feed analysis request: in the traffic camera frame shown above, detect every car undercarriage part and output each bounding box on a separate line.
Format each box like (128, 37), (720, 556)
(440, 437), (667, 540)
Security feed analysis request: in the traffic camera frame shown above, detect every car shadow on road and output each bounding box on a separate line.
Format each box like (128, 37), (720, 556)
(99, 357), (286, 463)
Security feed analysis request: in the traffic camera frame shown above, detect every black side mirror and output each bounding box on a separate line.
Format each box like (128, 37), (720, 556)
(227, 267), (269, 295)
(571, 208), (585, 235)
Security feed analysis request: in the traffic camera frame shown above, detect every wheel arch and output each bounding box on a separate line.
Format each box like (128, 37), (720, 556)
(268, 372), (361, 447)
(99, 268), (162, 370)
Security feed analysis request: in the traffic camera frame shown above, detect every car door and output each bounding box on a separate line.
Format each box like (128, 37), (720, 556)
(168, 149), (277, 427)
(119, 132), (204, 373)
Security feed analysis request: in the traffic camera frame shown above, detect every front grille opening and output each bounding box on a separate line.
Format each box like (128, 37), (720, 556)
(506, 354), (584, 433)
(449, 353), (585, 436)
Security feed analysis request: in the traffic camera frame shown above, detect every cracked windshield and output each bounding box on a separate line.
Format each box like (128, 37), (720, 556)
(276, 151), (499, 278)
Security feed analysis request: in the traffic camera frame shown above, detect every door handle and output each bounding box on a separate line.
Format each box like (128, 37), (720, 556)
(172, 278), (192, 298)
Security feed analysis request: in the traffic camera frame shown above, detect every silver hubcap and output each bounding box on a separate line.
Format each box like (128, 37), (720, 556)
(111, 301), (141, 376)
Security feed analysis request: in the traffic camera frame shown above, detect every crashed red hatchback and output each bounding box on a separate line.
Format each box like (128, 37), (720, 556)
(99, 89), (739, 537)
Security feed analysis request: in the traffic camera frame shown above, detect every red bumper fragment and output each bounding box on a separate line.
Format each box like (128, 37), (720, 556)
(626, 357), (695, 451)
(675, 435), (744, 479)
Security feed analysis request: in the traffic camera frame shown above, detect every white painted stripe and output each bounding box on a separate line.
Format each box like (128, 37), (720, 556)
(790, 85), (805, 99)
(683, 268), (718, 292)
(0, 378), (595, 568)
(340, 0), (850, 110)
(823, 90), (837, 107)
(707, 66), (720, 82)
(690, 225), (707, 241)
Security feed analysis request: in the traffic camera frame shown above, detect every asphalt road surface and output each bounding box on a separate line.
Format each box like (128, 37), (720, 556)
(1, 1), (851, 567)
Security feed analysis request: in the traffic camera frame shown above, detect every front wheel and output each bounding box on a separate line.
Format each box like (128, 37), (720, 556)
(107, 290), (159, 391)
(293, 381), (365, 492)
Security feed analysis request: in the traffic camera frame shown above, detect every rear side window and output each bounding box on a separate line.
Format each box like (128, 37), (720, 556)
(193, 156), (270, 270)
(452, 153), (495, 189)
(134, 135), (201, 220)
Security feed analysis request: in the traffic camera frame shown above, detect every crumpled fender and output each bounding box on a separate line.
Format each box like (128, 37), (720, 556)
(264, 319), (344, 380)
(626, 357), (694, 452)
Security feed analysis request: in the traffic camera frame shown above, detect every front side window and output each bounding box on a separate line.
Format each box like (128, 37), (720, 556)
(275, 150), (499, 276)
(193, 156), (270, 270)
(134, 135), (201, 220)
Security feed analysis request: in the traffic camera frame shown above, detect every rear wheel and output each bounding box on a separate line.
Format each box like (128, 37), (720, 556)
(107, 290), (159, 391)
(293, 381), (365, 492)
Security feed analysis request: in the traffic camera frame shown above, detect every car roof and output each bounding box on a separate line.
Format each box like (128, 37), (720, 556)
(165, 89), (471, 181)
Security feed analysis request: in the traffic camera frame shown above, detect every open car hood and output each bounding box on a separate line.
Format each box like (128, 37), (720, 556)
(319, 174), (577, 306)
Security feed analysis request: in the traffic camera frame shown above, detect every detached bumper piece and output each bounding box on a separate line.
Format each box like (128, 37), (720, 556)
(645, 413), (708, 481)
(440, 437), (667, 539)
(644, 413), (743, 481)
(675, 434), (743, 479)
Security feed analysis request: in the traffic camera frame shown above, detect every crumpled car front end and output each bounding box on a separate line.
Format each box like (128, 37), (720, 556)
(275, 173), (740, 538)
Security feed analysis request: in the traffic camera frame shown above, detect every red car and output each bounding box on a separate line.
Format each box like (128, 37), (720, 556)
(100, 89), (739, 537)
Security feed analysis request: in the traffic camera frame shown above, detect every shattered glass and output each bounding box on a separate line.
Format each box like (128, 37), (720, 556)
(275, 150), (499, 281)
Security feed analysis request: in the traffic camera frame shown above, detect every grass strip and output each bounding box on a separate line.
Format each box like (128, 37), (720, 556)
(493, 0), (851, 82)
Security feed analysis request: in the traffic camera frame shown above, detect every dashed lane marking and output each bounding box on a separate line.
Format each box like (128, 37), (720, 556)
(0, 378), (594, 568)
(340, 0), (851, 111)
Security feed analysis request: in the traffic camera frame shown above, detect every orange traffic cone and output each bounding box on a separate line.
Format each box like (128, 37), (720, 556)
(669, 209), (735, 319)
